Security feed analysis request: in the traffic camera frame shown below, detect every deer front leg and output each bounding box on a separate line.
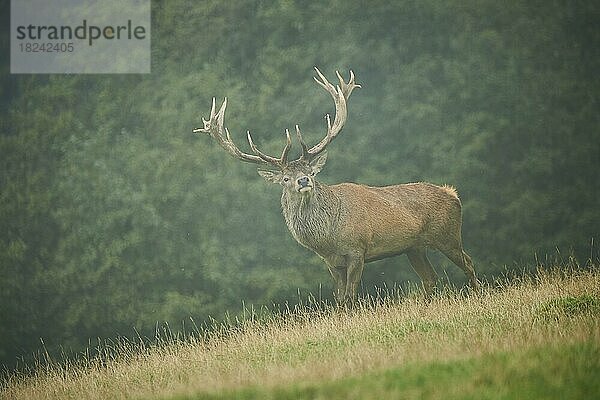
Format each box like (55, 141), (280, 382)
(328, 266), (347, 304)
(344, 253), (365, 305)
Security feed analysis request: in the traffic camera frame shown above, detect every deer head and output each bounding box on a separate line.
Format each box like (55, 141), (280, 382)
(193, 68), (361, 197)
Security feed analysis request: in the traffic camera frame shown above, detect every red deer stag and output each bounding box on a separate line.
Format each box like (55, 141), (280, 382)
(194, 68), (479, 305)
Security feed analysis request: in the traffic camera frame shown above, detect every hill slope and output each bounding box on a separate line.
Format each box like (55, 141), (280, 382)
(2, 267), (599, 399)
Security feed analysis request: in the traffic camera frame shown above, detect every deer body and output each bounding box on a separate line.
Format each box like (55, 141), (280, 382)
(280, 179), (476, 302)
(282, 182), (453, 261)
(195, 67), (479, 304)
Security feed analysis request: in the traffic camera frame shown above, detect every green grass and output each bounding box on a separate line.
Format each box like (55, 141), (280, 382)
(537, 294), (600, 320)
(189, 342), (600, 400)
(2, 267), (599, 400)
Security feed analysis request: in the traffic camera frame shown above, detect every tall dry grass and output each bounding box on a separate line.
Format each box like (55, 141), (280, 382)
(2, 266), (599, 399)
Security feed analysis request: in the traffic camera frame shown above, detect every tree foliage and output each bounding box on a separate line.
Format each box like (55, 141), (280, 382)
(1, 0), (598, 367)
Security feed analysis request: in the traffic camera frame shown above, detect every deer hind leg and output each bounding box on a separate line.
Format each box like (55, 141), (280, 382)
(407, 247), (438, 296)
(439, 245), (480, 291)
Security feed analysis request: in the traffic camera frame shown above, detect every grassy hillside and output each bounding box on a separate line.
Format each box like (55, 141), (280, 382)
(2, 266), (599, 400)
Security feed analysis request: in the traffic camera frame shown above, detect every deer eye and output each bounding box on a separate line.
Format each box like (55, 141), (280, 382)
(283, 176), (290, 182)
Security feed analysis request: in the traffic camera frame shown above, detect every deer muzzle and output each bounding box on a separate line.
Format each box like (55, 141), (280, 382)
(297, 176), (313, 192)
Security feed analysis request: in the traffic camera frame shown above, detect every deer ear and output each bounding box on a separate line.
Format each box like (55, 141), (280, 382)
(257, 169), (281, 183)
(309, 151), (328, 175)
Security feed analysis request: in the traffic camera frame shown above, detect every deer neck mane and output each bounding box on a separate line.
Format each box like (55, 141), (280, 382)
(280, 181), (339, 250)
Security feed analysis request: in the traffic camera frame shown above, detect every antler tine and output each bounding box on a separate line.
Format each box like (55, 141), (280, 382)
(336, 70), (361, 99)
(295, 125), (310, 160)
(281, 129), (292, 164)
(194, 97), (289, 167)
(313, 67), (338, 98)
(246, 131), (285, 166)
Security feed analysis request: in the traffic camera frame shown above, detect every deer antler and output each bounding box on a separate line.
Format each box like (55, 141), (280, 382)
(194, 68), (359, 168)
(193, 97), (291, 168)
(295, 67), (361, 161)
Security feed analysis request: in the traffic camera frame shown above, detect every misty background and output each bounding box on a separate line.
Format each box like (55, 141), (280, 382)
(1, 0), (598, 369)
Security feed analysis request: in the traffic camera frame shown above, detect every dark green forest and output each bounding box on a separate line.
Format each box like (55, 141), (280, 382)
(1, 0), (598, 369)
